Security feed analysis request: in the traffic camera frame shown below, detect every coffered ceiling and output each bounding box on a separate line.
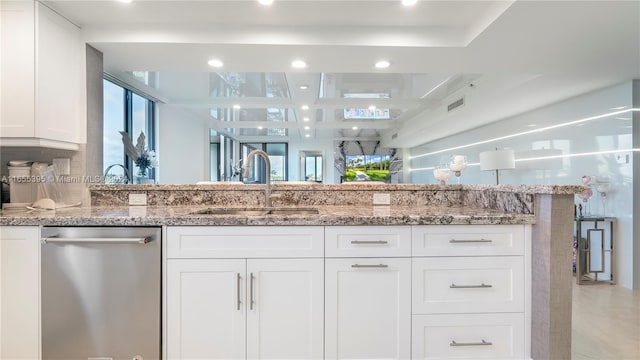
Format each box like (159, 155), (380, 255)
(44, 0), (640, 147)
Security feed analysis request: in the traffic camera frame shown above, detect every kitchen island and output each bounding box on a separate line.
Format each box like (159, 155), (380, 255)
(0, 184), (579, 360)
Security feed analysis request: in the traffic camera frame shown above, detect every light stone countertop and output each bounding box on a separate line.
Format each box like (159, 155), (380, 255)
(0, 204), (535, 226)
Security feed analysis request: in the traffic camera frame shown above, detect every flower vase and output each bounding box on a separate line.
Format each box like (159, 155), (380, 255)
(135, 176), (154, 185)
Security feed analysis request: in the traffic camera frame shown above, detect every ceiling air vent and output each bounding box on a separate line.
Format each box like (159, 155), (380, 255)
(447, 97), (465, 112)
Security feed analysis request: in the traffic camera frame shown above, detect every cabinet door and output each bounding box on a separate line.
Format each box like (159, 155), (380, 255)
(247, 259), (324, 360)
(167, 259), (246, 360)
(0, 0), (35, 137)
(0, 226), (40, 360)
(325, 258), (411, 359)
(35, 2), (83, 143)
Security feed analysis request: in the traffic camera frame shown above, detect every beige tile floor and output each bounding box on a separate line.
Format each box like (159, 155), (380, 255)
(572, 282), (640, 359)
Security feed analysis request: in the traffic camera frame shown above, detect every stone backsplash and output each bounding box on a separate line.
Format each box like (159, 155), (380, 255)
(88, 183), (581, 214)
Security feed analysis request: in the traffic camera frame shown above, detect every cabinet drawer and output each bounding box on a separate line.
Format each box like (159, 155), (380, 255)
(412, 225), (525, 256)
(325, 226), (411, 257)
(412, 257), (524, 314)
(412, 313), (525, 360)
(167, 226), (324, 258)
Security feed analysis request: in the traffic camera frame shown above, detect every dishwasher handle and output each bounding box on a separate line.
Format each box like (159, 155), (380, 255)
(41, 236), (151, 244)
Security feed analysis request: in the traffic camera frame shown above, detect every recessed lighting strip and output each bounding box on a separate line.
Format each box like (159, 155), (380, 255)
(409, 149), (640, 172)
(409, 109), (639, 160)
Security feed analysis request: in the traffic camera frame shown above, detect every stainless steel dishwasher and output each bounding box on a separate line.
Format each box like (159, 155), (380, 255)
(41, 227), (161, 360)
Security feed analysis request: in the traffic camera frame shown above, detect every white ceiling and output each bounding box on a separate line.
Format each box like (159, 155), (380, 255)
(45, 0), (640, 147)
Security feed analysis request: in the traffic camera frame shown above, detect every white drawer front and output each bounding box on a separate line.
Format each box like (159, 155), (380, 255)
(412, 257), (524, 314)
(412, 313), (525, 360)
(412, 225), (524, 256)
(167, 226), (324, 258)
(325, 226), (411, 257)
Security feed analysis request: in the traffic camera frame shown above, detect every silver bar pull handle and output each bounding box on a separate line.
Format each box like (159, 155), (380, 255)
(450, 283), (493, 289)
(351, 264), (389, 268)
(450, 340), (493, 347)
(41, 237), (150, 244)
(236, 273), (242, 311)
(449, 239), (493, 243)
(249, 273), (255, 311)
(350, 240), (389, 245)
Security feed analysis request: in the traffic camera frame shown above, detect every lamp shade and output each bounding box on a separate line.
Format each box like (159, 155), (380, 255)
(479, 149), (515, 171)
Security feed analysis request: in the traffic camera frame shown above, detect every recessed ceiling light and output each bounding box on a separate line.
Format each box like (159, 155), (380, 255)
(303, 117), (310, 122)
(304, 126), (310, 130)
(375, 60), (391, 69)
(301, 105), (309, 110)
(207, 59), (224, 68)
(401, 0), (418, 6)
(305, 134), (311, 138)
(352, 126), (358, 130)
(299, 85), (309, 90)
(233, 104), (241, 109)
(291, 60), (307, 69)
(117, 0), (132, 3)
(368, 105), (376, 111)
(257, 126), (264, 130)
(258, 0), (274, 5)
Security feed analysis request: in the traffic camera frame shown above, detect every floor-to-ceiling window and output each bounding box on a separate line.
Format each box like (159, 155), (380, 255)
(103, 79), (156, 183)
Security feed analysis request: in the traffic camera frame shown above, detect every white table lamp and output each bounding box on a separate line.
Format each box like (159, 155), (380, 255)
(479, 148), (515, 185)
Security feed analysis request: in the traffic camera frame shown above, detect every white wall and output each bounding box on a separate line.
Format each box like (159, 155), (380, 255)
(409, 81), (637, 289)
(157, 105), (210, 184)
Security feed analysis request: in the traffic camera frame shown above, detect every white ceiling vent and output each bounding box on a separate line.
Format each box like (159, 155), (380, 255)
(447, 97), (465, 112)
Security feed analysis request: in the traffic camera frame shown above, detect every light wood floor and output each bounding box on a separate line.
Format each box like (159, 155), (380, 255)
(572, 282), (640, 359)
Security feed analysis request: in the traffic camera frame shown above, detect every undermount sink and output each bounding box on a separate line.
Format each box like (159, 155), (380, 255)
(190, 207), (319, 216)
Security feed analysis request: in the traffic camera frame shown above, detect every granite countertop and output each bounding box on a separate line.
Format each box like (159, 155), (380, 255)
(89, 183), (583, 195)
(0, 205), (535, 226)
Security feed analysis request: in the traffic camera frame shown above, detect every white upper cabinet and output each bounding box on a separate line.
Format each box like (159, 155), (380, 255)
(0, 1), (84, 149)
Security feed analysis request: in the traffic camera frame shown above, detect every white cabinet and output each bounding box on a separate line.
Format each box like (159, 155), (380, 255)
(324, 225), (411, 360)
(325, 258), (411, 360)
(0, 1), (84, 149)
(246, 259), (324, 360)
(325, 226), (411, 257)
(0, 1), (35, 138)
(412, 256), (524, 314)
(167, 226), (324, 258)
(412, 313), (525, 360)
(166, 227), (324, 360)
(167, 259), (246, 360)
(0, 226), (40, 360)
(411, 225), (530, 360)
(166, 224), (531, 360)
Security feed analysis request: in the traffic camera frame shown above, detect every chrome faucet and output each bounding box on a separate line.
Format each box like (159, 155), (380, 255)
(243, 149), (280, 207)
